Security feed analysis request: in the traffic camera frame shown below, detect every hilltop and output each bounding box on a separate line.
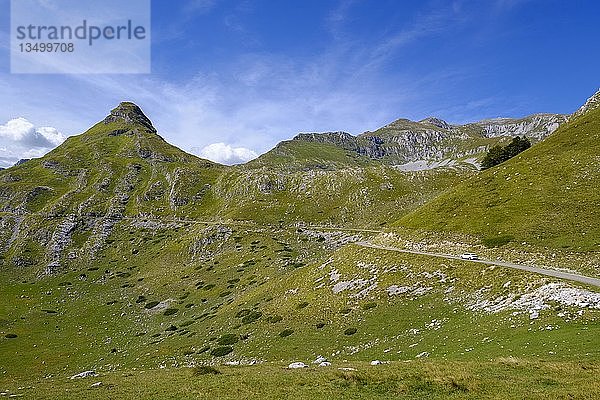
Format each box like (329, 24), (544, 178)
(252, 113), (566, 169)
(398, 89), (600, 251)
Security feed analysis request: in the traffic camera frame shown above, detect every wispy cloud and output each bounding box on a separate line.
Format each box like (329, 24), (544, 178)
(184, 0), (218, 14)
(0, 1), (523, 162)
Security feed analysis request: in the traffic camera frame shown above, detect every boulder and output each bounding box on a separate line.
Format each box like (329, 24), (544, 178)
(313, 355), (327, 364)
(70, 370), (98, 379)
(288, 362), (308, 369)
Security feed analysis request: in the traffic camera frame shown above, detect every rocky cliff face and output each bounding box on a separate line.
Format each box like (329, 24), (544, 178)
(291, 113), (567, 165)
(471, 114), (567, 141)
(572, 89), (600, 119)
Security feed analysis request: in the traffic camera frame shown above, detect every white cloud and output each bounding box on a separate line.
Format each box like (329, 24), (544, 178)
(0, 118), (65, 168)
(0, 1), (484, 166)
(0, 117), (65, 147)
(198, 143), (258, 165)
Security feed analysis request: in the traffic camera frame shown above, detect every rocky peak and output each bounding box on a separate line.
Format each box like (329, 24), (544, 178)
(572, 89), (600, 119)
(103, 102), (156, 132)
(419, 117), (450, 130)
(292, 131), (356, 148)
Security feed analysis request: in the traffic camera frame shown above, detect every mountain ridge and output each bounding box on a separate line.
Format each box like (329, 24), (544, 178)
(276, 112), (567, 168)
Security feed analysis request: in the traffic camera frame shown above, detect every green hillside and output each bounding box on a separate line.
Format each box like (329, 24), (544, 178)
(398, 94), (600, 251)
(1, 98), (599, 399)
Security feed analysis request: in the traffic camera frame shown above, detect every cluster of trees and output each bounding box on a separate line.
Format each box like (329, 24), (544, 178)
(481, 136), (531, 169)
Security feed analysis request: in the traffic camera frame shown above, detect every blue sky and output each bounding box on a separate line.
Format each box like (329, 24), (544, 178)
(0, 0), (599, 166)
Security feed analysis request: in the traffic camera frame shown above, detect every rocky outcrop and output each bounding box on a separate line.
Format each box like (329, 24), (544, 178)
(46, 214), (78, 273)
(291, 112), (567, 165)
(472, 114), (567, 141)
(572, 89), (600, 119)
(103, 102), (156, 133)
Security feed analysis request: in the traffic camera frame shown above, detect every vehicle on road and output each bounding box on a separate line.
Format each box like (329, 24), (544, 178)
(460, 253), (479, 260)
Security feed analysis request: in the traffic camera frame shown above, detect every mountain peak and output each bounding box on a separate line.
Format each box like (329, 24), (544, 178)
(102, 102), (156, 132)
(419, 117), (450, 130)
(572, 89), (600, 119)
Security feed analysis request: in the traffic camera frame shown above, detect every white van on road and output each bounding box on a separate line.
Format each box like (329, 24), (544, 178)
(460, 253), (479, 260)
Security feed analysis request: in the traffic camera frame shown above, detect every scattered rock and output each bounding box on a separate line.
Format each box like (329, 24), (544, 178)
(288, 362), (308, 369)
(370, 360), (383, 365)
(90, 382), (102, 387)
(318, 362), (332, 367)
(313, 356), (327, 364)
(70, 371), (98, 379)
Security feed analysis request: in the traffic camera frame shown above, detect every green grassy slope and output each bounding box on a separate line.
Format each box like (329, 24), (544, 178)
(0, 103), (477, 273)
(1, 98), (598, 399)
(1, 221), (598, 398)
(0, 103), (225, 273)
(397, 105), (600, 251)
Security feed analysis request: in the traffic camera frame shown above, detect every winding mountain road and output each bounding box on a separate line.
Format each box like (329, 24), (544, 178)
(356, 241), (600, 288)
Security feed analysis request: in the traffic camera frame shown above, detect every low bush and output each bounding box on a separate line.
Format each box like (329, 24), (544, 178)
(482, 235), (514, 248)
(279, 329), (294, 337)
(362, 302), (377, 310)
(297, 301), (309, 309)
(217, 334), (239, 346)
(193, 366), (221, 375)
(210, 346), (234, 357)
(241, 311), (262, 324)
(144, 301), (159, 309)
(267, 315), (283, 323)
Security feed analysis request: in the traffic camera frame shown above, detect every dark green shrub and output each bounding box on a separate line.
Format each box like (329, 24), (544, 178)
(481, 136), (531, 169)
(144, 301), (160, 309)
(267, 315), (283, 323)
(163, 308), (178, 316)
(197, 346), (210, 354)
(5, 333), (17, 338)
(236, 309), (251, 318)
(210, 346), (234, 357)
(193, 366), (221, 375)
(340, 308), (352, 314)
(482, 235), (514, 248)
(362, 302), (377, 310)
(217, 334), (239, 346)
(297, 301), (309, 309)
(316, 322), (326, 329)
(241, 311), (262, 324)
(279, 329), (294, 337)
(344, 328), (357, 336)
